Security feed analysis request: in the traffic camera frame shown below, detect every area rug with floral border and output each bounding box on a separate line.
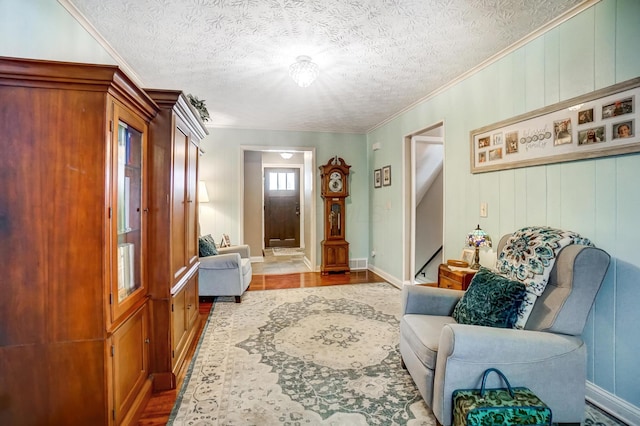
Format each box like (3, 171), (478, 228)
(168, 283), (625, 426)
(169, 283), (434, 425)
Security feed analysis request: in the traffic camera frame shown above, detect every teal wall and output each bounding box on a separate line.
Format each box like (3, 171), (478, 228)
(0, 0), (115, 64)
(368, 0), (640, 409)
(198, 128), (369, 266)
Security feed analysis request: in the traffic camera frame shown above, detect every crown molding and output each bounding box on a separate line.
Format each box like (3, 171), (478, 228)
(368, 0), (602, 134)
(57, 0), (146, 88)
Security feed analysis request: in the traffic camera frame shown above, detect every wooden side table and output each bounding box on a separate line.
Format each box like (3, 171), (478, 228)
(438, 264), (476, 290)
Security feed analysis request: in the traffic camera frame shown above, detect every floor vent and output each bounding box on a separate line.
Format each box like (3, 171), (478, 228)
(350, 258), (368, 270)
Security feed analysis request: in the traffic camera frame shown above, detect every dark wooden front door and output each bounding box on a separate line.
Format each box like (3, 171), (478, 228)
(264, 168), (300, 248)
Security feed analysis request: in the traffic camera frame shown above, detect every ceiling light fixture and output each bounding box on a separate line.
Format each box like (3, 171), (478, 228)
(280, 152), (293, 160)
(289, 55), (319, 88)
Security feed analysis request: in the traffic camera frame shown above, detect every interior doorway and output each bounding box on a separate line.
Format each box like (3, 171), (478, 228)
(404, 123), (444, 284)
(264, 167), (300, 248)
(241, 147), (316, 271)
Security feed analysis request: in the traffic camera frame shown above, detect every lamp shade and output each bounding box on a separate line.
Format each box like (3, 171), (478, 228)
(198, 181), (209, 203)
(467, 224), (492, 248)
(289, 55), (319, 88)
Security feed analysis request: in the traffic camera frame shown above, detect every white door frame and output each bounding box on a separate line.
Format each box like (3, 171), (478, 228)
(403, 121), (445, 284)
(240, 146), (317, 270)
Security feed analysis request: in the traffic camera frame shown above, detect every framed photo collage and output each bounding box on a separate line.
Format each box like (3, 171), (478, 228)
(471, 77), (640, 173)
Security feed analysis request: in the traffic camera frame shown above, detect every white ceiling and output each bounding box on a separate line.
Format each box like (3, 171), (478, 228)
(66, 0), (587, 133)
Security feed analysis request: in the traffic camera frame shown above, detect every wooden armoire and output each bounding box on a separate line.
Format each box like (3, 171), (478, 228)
(145, 89), (208, 391)
(0, 57), (158, 425)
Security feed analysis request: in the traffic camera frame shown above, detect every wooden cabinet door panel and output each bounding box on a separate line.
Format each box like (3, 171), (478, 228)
(171, 127), (188, 279)
(186, 274), (199, 329)
(186, 140), (199, 266)
(111, 304), (149, 424)
(171, 289), (187, 370)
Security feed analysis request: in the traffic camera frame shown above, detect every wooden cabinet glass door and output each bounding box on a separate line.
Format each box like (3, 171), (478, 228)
(111, 102), (148, 322)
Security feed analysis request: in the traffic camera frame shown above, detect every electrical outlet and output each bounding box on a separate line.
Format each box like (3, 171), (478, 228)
(480, 202), (488, 217)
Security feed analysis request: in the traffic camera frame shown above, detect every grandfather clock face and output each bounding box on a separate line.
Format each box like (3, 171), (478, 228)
(328, 171), (343, 193)
(321, 162), (349, 197)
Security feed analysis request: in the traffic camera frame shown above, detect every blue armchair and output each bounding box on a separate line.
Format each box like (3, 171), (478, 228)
(400, 233), (610, 425)
(199, 245), (252, 302)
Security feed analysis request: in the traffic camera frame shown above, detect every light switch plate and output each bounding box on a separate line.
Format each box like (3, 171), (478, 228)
(480, 202), (488, 217)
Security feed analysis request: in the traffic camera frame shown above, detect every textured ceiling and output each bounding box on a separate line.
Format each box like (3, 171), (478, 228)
(68, 0), (585, 133)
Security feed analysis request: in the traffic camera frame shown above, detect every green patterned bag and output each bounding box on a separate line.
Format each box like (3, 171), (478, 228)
(452, 368), (552, 426)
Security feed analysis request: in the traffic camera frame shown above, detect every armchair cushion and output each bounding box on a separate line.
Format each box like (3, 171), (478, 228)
(452, 268), (526, 329)
(402, 315), (454, 369)
(198, 234), (218, 257)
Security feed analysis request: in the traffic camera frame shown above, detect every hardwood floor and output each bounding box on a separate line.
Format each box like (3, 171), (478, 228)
(249, 269), (386, 290)
(136, 269), (387, 425)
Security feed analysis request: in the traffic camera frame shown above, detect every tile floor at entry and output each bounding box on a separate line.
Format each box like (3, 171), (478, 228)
(252, 247), (311, 274)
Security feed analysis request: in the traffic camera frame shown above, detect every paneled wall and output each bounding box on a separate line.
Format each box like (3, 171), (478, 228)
(368, 0), (640, 417)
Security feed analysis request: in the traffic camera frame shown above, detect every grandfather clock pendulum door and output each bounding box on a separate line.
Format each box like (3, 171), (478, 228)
(320, 157), (351, 275)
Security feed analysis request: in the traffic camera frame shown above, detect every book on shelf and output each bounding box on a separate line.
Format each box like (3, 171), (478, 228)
(117, 243), (136, 300)
(123, 176), (131, 232)
(117, 244), (127, 301)
(127, 242), (135, 291)
(117, 142), (126, 233)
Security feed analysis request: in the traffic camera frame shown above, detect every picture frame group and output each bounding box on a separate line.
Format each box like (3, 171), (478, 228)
(374, 165), (392, 188)
(470, 77), (640, 173)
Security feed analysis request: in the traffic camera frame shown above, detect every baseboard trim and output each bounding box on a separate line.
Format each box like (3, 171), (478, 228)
(586, 381), (639, 425)
(368, 265), (403, 289)
(250, 256), (264, 263)
(303, 256), (314, 272)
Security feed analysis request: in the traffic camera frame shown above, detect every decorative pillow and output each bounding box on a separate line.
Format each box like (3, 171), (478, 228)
(452, 268), (527, 329)
(495, 226), (593, 328)
(201, 234), (217, 248)
(198, 234), (218, 257)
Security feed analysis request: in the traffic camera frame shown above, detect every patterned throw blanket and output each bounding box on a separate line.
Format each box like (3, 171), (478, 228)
(496, 226), (593, 329)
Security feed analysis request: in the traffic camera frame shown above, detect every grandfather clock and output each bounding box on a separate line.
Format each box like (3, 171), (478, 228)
(320, 157), (351, 274)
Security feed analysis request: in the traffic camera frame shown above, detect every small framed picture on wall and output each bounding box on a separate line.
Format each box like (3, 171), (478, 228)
(374, 169), (382, 188)
(382, 165), (391, 186)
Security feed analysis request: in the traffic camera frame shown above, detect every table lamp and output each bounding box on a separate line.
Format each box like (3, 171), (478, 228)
(466, 224), (492, 269)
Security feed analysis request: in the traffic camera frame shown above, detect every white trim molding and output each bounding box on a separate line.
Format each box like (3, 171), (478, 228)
(586, 381), (640, 426)
(57, 0), (146, 87)
(368, 265), (403, 289)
